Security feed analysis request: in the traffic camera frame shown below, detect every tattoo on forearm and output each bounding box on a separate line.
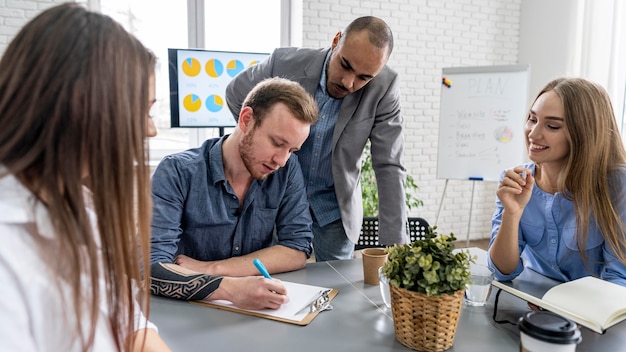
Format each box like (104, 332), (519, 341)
(150, 262), (223, 300)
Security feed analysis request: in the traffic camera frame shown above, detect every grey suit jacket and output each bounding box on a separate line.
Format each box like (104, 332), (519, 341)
(225, 47), (408, 245)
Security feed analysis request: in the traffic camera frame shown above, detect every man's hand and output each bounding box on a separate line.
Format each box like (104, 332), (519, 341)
(211, 276), (289, 310)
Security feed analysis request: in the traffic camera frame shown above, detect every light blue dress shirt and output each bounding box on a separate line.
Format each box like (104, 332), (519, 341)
(489, 162), (626, 287)
(150, 136), (313, 264)
(295, 50), (343, 227)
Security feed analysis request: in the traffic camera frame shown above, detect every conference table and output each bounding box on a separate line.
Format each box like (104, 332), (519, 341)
(149, 248), (626, 351)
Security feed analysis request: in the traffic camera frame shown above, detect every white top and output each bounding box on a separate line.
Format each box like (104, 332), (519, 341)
(0, 169), (156, 351)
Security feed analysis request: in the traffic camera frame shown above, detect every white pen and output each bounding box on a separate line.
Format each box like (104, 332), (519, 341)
(520, 170), (527, 180)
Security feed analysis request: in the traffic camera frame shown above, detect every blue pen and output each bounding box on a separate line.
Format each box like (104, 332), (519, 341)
(253, 258), (272, 279)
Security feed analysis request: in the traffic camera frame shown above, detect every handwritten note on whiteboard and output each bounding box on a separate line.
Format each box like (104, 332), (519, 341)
(436, 65), (530, 181)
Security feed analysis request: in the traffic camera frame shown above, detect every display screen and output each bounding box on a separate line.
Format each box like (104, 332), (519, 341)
(168, 48), (269, 127)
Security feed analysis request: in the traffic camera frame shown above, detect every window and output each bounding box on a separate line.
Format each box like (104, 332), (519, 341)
(204, 0), (281, 53)
(577, 1), (626, 135)
(96, 0), (285, 164)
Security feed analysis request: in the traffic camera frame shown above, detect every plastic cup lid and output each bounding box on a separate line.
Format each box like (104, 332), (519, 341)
(518, 311), (582, 345)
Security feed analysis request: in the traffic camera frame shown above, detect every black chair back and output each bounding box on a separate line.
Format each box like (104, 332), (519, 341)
(355, 217), (431, 250)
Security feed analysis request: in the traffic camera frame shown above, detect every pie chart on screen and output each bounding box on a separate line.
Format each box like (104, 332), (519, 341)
(205, 59), (224, 78)
(183, 94), (202, 112)
(226, 59), (244, 77)
(181, 57), (201, 77)
(205, 94), (224, 112)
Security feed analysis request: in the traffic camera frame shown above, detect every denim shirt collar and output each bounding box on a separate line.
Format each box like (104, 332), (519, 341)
(208, 135), (229, 185)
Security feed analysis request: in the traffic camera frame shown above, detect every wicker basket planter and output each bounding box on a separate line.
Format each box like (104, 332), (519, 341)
(390, 285), (464, 351)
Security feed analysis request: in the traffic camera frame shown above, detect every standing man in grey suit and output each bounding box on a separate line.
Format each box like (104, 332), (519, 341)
(226, 16), (408, 261)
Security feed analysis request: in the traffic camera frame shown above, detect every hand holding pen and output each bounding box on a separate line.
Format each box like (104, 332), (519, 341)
(253, 258), (273, 279)
(253, 258), (289, 303)
(212, 259), (288, 310)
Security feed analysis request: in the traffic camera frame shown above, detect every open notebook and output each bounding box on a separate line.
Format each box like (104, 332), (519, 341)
(192, 281), (338, 326)
(493, 271), (626, 334)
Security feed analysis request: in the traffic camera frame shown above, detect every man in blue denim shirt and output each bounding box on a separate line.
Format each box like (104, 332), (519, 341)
(149, 78), (319, 310)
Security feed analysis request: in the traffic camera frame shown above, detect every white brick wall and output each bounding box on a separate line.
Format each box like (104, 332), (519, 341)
(302, 0), (523, 242)
(0, 0), (72, 54)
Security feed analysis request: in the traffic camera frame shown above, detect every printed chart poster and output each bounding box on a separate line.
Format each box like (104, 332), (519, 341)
(169, 49), (269, 127)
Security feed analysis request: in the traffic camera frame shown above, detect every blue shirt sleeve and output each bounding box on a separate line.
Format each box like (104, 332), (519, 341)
(488, 169), (525, 281)
(150, 154), (190, 264)
(273, 155), (313, 256)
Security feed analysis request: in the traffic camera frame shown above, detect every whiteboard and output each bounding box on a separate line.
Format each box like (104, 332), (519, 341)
(436, 65), (530, 181)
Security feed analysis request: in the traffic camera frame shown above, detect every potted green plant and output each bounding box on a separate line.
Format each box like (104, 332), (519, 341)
(381, 228), (473, 352)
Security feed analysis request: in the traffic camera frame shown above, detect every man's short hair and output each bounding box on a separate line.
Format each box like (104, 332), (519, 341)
(242, 77), (318, 127)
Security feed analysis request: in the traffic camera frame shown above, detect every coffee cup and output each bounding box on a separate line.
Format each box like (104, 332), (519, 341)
(361, 248), (388, 285)
(518, 311), (582, 352)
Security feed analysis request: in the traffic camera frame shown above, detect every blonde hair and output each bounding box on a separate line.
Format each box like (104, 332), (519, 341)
(0, 3), (154, 351)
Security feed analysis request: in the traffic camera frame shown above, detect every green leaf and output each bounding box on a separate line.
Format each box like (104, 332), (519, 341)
(359, 141), (423, 217)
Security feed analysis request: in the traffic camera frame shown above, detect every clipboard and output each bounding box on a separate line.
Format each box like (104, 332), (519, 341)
(191, 281), (339, 326)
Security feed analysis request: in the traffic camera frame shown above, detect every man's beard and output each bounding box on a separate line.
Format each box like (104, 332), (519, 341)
(239, 129), (268, 180)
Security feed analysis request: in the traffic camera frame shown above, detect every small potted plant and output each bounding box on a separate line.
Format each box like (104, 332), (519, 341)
(381, 228), (473, 352)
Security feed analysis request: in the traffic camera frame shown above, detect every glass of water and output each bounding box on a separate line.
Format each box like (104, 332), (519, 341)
(378, 267), (392, 309)
(464, 263), (494, 307)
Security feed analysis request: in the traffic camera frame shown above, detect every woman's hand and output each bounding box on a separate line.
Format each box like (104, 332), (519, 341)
(496, 167), (534, 216)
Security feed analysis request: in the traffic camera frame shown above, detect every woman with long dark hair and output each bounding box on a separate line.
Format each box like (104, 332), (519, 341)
(0, 3), (170, 351)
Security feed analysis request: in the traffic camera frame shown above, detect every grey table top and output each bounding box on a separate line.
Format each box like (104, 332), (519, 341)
(149, 252), (626, 352)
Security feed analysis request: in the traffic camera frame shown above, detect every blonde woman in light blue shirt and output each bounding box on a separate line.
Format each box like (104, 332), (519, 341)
(489, 77), (626, 287)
